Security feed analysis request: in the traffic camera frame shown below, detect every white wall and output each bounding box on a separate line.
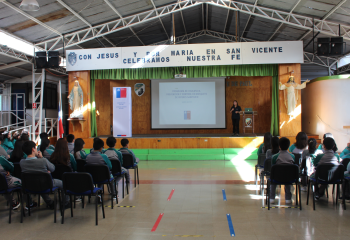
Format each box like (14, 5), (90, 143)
(302, 77), (350, 151)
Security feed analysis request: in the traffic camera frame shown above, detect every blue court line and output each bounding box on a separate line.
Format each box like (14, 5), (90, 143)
(222, 189), (227, 201)
(226, 214), (235, 237)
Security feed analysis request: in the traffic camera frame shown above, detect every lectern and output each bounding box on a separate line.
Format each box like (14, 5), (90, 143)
(240, 110), (258, 134)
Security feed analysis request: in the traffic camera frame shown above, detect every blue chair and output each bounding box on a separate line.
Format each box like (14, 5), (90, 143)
(122, 154), (139, 188)
(84, 164), (117, 208)
(62, 172), (104, 225)
(110, 160), (129, 198)
(307, 164), (345, 210)
(21, 172), (62, 223)
(0, 173), (23, 223)
(266, 164), (301, 210)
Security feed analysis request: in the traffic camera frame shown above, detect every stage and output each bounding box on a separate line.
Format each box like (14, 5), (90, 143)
(82, 134), (264, 161)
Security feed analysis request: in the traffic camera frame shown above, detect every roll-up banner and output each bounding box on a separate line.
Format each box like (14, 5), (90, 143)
(66, 41), (303, 71)
(113, 87), (132, 137)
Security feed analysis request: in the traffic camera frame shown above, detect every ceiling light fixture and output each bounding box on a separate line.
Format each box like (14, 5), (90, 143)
(19, 0), (40, 11)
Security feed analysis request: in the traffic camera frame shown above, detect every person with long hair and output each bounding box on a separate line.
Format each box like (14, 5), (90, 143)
(229, 100), (241, 136)
(20, 133), (30, 142)
(9, 140), (26, 163)
(40, 138), (53, 160)
(266, 136), (279, 159)
(12, 131), (20, 146)
(50, 138), (77, 171)
(257, 132), (272, 155)
(289, 132), (308, 154)
(74, 138), (87, 160)
(1, 131), (14, 152)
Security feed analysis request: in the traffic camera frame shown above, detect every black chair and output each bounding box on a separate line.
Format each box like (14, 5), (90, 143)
(12, 163), (22, 179)
(260, 157), (272, 197)
(293, 153), (302, 166)
(62, 172), (104, 225)
(341, 158), (350, 169)
(51, 165), (72, 180)
(21, 172), (62, 223)
(84, 164), (117, 208)
(110, 160), (129, 198)
(122, 154), (139, 188)
(0, 173), (23, 223)
(255, 153), (266, 188)
(267, 164), (301, 210)
(76, 159), (87, 172)
(307, 164), (345, 210)
(344, 176), (350, 210)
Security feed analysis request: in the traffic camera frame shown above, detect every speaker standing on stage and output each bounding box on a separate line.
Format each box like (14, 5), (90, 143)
(230, 100), (241, 136)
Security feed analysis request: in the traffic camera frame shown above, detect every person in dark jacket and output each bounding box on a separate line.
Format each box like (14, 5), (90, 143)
(229, 100), (241, 136)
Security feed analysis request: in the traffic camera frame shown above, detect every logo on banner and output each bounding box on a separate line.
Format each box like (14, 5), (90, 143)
(184, 111), (191, 120)
(245, 118), (252, 126)
(116, 88), (127, 98)
(134, 83), (145, 96)
(68, 52), (77, 66)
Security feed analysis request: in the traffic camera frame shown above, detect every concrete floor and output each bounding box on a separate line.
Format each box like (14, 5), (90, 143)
(0, 160), (349, 240)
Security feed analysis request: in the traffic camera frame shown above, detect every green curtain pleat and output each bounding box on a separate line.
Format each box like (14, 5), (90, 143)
(90, 64), (279, 137)
(270, 75), (279, 136)
(90, 78), (97, 137)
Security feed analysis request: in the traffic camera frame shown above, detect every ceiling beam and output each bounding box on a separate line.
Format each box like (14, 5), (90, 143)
(240, 0), (258, 38)
(268, 0), (301, 41)
(0, 61), (28, 71)
(104, 0), (144, 46)
(57, 0), (116, 47)
(299, 0), (347, 41)
(0, 71), (18, 78)
(208, 0), (350, 41)
(0, 45), (32, 63)
(35, 0), (199, 50)
(150, 0), (170, 42)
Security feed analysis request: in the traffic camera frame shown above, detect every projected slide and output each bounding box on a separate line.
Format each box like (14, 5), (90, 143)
(159, 82), (216, 125)
(151, 78), (226, 129)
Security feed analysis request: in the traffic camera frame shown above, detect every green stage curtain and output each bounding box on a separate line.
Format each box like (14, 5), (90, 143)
(90, 78), (97, 137)
(90, 64), (279, 137)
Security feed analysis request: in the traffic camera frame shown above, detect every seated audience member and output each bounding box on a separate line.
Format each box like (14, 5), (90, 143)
(317, 133), (333, 152)
(1, 131), (14, 153)
(270, 137), (295, 204)
(90, 137), (102, 153)
(12, 131), (20, 145)
(40, 139), (54, 160)
(119, 138), (139, 164)
(311, 137), (340, 199)
(86, 139), (116, 200)
(20, 133), (30, 142)
(104, 137), (130, 183)
(38, 133), (55, 151)
(50, 138), (77, 172)
(20, 141), (69, 209)
(0, 155), (21, 209)
(300, 138), (323, 191)
(9, 140), (26, 163)
(289, 132), (308, 154)
(266, 136), (280, 159)
(67, 134), (75, 154)
(257, 132), (272, 155)
(73, 138), (87, 160)
(340, 142), (350, 159)
(0, 135), (10, 159)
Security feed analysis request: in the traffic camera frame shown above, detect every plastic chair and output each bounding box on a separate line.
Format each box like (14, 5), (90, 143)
(343, 176), (350, 210)
(62, 172), (104, 225)
(76, 159), (87, 172)
(12, 163), (22, 179)
(307, 164), (345, 210)
(122, 154), (139, 188)
(51, 165), (72, 180)
(293, 153), (302, 166)
(84, 164), (117, 208)
(21, 172), (62, 223)
(266, 164), (301, 210)
(110, 160), (129, 198)
(0, 173), (24, 223)
(255, 153), (266, 188)
(259, 157), (272, 197)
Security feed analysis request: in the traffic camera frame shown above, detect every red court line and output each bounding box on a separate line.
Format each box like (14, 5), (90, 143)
(167, 189), (175, 201)
(151, 213), (164, 232)
(134, 180), (254, 184)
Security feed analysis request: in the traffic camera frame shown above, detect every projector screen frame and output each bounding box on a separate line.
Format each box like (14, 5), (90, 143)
(150, 78), (226, 130)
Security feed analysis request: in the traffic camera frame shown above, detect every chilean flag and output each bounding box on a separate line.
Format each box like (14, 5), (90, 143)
(116, 88), (127, 98)
(58, 82), (64, 138)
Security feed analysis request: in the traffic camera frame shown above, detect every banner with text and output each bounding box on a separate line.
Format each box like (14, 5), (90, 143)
(113, 87), (132, 138)
(66, 41), (303, 71)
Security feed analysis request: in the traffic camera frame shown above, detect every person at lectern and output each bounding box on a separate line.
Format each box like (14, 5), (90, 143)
(230, 100), (241, 136)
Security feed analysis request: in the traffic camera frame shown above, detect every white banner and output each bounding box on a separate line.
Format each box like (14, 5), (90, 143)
(66, 41), (303, 71)
(113, 87), (132, 137)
